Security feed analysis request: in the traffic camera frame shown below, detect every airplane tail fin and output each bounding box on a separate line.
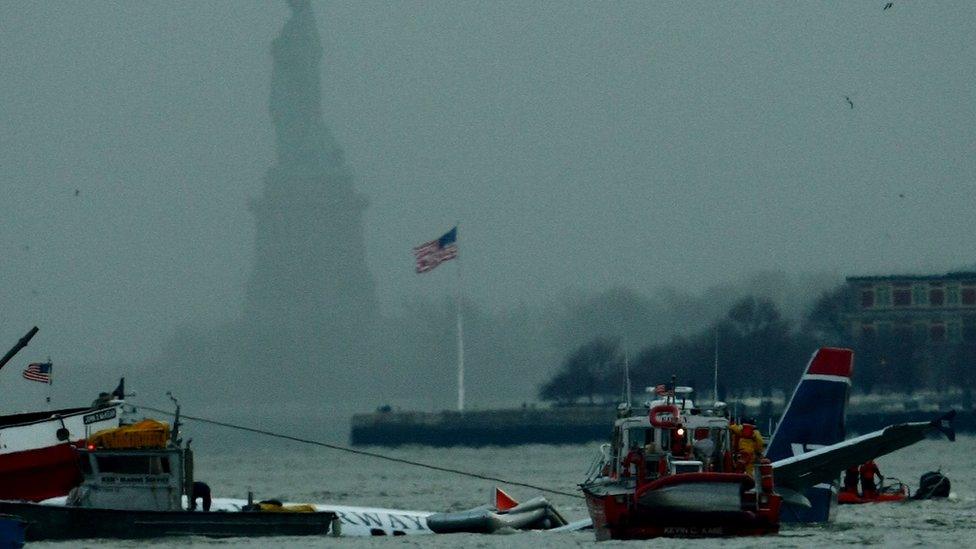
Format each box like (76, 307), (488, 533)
(932, 410), (956, 442)
(767, 347), (853, 523)
(767, 347), (853, 461)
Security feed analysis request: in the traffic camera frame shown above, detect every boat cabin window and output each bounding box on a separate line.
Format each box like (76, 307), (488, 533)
(612, 427), (622, 453)
(95, 454), (170, 475)
(626, 427), (653, 449)
(673, 460), (704, 474)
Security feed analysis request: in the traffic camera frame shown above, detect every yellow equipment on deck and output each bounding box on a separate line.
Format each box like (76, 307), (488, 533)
(88, 419), (170, 449)
(257, 502), (317, 513)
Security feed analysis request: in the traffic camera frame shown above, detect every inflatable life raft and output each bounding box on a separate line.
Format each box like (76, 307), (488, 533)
(838, 486), (908, 504)
(87, 419), (170, 449)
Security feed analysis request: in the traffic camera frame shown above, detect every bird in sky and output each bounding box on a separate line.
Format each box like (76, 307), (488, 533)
(883, 2), (893, 10)
(74, 189), (80, 196)
(844, 96), (854, 109)
(898, 193), (905, 198)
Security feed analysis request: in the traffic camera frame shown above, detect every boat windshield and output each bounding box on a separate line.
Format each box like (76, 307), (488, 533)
(627, 427), (654, 450)
(95, 454), (170, 475)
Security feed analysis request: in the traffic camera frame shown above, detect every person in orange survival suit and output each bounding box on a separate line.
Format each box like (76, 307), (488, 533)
(729, 418), (764, 472)
(620, 446), (646, 482)
(859, 460), (884, 498)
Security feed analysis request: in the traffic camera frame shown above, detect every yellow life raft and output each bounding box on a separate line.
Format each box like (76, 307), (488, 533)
(88, 419), (170, 449)
(257, 501), (317, 513)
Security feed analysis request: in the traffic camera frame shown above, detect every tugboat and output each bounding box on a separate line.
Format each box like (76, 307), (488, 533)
(0, 398), (337, 541)
(580, 383), (781, 540)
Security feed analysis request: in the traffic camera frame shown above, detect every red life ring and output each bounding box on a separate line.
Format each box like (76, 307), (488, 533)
(649, 404), (681, 428)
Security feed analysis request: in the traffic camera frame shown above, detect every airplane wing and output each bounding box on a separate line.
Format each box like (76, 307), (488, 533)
(772, 410), (955, 493)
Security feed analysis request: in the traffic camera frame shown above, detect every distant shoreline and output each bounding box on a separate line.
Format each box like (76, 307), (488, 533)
(350, 407), (970, 447)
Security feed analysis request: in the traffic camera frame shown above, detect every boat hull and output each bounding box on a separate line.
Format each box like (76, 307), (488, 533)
(0, 444), (83, 502)
(582, 474), (780, 540)
(838, 488), (908, 505)
(0, 404), (122, 501)
(0, 515), (26, 548)
(0, 501), (336, 541)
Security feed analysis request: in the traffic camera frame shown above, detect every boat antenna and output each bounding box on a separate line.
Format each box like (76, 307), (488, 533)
(167, 391), (181, 446)
(624, 355), (633, 407)
(713, 327), (719, 403)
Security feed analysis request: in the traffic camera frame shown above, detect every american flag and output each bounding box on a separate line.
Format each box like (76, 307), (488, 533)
(414, 227), (458, 273)
(23, 362), (52, 384)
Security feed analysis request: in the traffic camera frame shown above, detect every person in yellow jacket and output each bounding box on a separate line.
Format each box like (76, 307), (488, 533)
(729, 418), (764, 472)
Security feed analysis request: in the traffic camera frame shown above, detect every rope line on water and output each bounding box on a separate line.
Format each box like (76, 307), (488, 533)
(136, 405), (584, 500)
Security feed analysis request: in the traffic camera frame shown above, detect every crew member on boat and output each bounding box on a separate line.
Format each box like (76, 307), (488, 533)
(729, 418), (764, 472)
(843, 465), (860, 495)
(859, 460), (884, 498)
(621, 446), (646, 482)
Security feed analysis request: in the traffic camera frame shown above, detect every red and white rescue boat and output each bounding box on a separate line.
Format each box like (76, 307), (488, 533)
(580, 386), (781, 540)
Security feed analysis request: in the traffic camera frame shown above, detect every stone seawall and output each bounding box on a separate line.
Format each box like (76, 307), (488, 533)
(350, 407), (970, 447)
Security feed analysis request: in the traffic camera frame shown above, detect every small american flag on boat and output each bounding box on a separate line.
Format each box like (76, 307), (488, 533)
(23, 362), (52, 384)
(414, 227), (458, 273)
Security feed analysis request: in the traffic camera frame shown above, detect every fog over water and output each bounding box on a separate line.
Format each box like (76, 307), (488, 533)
(1, 2), (973, 416)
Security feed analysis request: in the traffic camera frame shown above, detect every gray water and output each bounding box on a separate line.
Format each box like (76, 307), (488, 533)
(32, 435), (974, 548)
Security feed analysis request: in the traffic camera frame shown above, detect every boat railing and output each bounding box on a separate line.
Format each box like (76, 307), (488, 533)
(583, 443), (612, 482)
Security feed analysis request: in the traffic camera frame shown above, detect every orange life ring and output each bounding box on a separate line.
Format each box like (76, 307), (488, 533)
(649, 404), (681, 428)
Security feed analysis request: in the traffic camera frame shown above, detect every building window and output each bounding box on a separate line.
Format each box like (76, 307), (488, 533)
(861, 289), (875, 309)
(930, 323), (946, 342)
(930, 288), (945, 307)
(963, 287), (976, 306)
(893, 287), (912, 306)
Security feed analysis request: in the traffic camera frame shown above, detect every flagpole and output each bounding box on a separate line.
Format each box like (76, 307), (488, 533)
(455, 223), (465, 412)
(47, 358), (53, 405)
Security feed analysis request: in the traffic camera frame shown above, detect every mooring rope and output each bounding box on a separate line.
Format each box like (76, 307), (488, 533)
(136, 405), (583, 500)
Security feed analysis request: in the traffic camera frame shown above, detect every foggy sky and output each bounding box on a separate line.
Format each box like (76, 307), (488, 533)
(1, 2), (974, 411)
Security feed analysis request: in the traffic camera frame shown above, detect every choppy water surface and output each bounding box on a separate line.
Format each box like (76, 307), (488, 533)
(31, 433), (975, 548)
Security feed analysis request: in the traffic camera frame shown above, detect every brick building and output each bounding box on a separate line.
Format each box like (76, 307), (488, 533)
(845, 272), (976, 345)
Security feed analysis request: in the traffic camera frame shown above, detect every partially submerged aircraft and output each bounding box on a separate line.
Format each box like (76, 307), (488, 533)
(772, 411), (954, 518)
(203, 487), (571, 537)
(766, 347), (955, 522)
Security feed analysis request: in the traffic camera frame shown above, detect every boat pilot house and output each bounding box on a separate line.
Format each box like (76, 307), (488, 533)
(70, 420), (185, 511)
